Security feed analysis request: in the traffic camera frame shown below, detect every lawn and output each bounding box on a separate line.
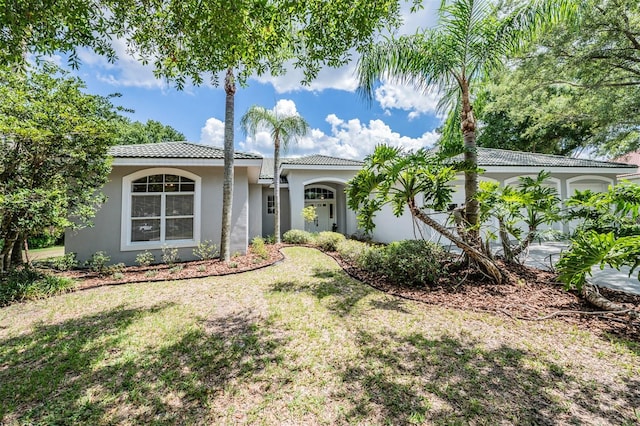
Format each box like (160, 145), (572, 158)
(1, 247), (638, 425)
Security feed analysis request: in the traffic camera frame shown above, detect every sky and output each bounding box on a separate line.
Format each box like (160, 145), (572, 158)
(67, 2), (443, 160)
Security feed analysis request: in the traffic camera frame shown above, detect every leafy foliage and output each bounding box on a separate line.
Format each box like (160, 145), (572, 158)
(193, 240), (219, 261)
(315, 232), (346, 252)
(479, 0), (640, 156)
(0, 63), (116, 271)
(366, 240), (447, 288)
(283, 229), (314, 245)
(250, 237), (269, 260)
(111, 119), (185, 146)
(161, 246), (180, 266)
(477, 171), (561, 262)
(135, 251), (155, 267)
(0, 267), (76, 306)
(347, 145), (456, 234)
(85, 251), (111, 275)
(557, 182), (640, 290)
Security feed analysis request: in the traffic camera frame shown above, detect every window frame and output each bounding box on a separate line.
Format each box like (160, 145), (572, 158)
(121, 168), (201, 251)
(266, 194), (275, 215)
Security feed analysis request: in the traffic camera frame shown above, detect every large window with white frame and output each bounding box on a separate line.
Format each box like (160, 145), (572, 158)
(122, 169), (201, 250)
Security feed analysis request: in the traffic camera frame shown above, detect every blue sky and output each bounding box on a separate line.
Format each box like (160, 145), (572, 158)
(68, 2), (442, 160)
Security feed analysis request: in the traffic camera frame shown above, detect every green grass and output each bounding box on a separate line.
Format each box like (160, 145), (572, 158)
(1, 247), (638, 425)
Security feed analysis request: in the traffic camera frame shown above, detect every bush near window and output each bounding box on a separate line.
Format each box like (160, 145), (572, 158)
(0, 267), (76, 306)
(193, 240), (219, 260)
(283, 229), (313, 244)
(315, 231), (346, 252)
(135, 251), (155, 267)
(374, 240), (447, 288)
(161, 246), (180, 265)
(85, 251), (111, 275)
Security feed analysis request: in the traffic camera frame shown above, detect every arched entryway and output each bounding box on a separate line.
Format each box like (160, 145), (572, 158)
(304, 185), (336, 233)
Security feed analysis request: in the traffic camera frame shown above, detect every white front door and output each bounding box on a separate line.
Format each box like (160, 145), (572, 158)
(304, 202), (333, 233)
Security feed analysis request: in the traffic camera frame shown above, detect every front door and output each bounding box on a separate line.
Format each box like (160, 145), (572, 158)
(304, 202), (332, 233)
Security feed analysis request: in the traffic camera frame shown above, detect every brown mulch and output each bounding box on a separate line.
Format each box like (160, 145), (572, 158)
(328, 252), (640, 342)
(57, 244), (285, 290)
(52, 244), (640, 341)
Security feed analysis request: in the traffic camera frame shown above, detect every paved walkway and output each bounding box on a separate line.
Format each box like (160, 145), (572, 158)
(523, 242), (640, 295)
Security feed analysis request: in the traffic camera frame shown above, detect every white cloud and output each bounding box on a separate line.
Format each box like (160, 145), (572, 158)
(253, 61), (358, 94)
(374, 82), (442, 119)
(199, 117), (225, 146)
(235, 100), (440, 160)
(77, 38), (169, 90)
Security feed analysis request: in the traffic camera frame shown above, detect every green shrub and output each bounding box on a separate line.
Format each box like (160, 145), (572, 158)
(283, 229), (313, 244)
(48, 253), (78, 271)
(251, 236), (269, 259)
(0, 267), (76, 306)
(315, 231), (346, 251)
(111, 272), (125, 280)
(27, 233), (59, 249)
(161, 246), (180, 265)
(377, 240), (446, 287)
(361, 245), (386, 273)
(107, 263), (125, 274)
(193, 240), (219, 260)
(85, 251), (111, 275)
(135, 251), (155, 267)
(336, 239), (375, 267)
(264, 234), (276, 244)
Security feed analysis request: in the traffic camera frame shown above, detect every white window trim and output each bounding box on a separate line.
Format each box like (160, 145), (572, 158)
(121, 168), (201, 251)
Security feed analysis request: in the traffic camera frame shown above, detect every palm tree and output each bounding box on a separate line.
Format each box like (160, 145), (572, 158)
(357, 0), (577, 248)
(241, 104), (310, 243)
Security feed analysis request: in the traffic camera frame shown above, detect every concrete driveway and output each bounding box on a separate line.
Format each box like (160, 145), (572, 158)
(523, 242), (640, 295)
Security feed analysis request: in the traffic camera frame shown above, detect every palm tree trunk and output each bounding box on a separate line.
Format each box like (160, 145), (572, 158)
(408, 198), (503, 284)
(460, 83), (480, 248)
(273, 134), (281, 244)
(220, 67), (236, 262)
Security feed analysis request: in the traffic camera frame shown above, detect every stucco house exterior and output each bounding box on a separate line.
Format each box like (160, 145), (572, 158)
(66, 142), (637, 264)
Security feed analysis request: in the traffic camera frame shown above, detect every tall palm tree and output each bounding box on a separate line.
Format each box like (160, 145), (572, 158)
(357, 0), (577, 248)
(241, 104), (310, 243)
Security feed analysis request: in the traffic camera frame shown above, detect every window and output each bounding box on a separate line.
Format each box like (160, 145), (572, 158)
(304, 187), (334, 200)
(267, 195), (275, 215)
(122, 169), (200, 250)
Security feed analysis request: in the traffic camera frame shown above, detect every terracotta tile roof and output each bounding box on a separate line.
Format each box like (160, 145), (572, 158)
(109, 142), (262, 160)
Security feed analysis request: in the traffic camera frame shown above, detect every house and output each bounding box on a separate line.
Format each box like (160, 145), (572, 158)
(613, 152), (640, 184)
(66, 142), (637, 264)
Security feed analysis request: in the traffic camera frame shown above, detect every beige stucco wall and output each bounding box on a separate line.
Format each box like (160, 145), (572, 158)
(66, 165), (251, 265)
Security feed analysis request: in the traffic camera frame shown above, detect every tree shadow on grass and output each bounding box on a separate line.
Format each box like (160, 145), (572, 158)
(0, 305), (285, 424)
(335, 329), (640, 425)
(269, 266), (377, 316)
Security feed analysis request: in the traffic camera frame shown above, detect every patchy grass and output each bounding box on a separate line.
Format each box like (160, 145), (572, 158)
(1, 247), (638, 425)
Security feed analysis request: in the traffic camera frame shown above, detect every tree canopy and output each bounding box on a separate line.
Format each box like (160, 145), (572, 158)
(111, 118), (185, 145)
(477, 0), (640, 157)
(0, 63), (117, 271)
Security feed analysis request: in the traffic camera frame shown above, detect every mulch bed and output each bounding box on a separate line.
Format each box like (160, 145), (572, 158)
(329, 252), (640, 342)
(58, 244), (285, 290)
(53, 244), (640, 341)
